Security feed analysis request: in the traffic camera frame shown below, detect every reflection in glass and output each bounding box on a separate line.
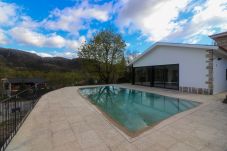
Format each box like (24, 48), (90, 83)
(133, 64), (179, 90)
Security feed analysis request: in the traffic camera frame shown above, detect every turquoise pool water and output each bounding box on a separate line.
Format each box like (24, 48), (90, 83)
(79, 86), (201, 133)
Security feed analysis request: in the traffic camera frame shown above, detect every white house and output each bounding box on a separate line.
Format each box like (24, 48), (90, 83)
(130, 32), (227, 95)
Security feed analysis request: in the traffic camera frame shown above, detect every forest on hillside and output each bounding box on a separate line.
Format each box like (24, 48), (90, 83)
(0, 30), (131, 98)
(0, 49), (129, 98)
(0, 59), (83, 97)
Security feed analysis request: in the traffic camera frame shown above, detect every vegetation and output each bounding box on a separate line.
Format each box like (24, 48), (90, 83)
(0, 47), (82, 71)
(0, 66), (84, 87)
(0, 30), (129, 99)
(78, 30), (127, 84)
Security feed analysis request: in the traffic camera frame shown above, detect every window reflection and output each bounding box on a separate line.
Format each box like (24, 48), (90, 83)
(133, 64), (179, 90)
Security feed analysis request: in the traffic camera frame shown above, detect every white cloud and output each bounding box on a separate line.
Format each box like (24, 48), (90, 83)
(116, 0), (227, 43)
(10, 27), (45, 47)
(182, 0), (227, 43)
(0, 29), (8, 44)
(43, 1), (112, 34)
(26, 50), (78, 58)
(19, 16), (40, 29)
(47, 34), (66, 48)
(0, 1), (107, 52)
(1, 0), (226, 56)
(27, 50), (53, 57)
(126, 42), (130, 47)
(60, 51), (78, 58)
(0, 1), (17, 26)
(9, 27), (85, 50)
(126, 52), (141, 63)
(86, 29), (97, 38)
(116, 0), (191, 41)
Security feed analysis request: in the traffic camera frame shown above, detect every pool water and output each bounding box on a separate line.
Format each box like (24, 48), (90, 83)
(79, 86), (201, 133)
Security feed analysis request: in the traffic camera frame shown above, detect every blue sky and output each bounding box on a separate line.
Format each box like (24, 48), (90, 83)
(0, 0), (226, 59)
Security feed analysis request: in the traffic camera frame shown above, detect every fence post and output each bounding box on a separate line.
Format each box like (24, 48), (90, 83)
(0, 86), (46, 151)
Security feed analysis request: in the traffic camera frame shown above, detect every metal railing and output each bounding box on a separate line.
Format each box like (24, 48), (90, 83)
(0, 87), (49, 151)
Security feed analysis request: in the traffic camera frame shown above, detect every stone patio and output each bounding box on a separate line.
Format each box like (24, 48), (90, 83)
(5, 84), (227, 151)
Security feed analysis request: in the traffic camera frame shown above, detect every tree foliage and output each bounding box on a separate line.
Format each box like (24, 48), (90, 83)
(0, 61), (84, 97)
(78, 30), (126, 84)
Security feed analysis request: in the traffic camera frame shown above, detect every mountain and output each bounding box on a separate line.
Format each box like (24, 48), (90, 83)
(0, 47), (81, 71)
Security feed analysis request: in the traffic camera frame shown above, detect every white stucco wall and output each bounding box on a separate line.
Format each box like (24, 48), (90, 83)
(133, 46), (208, 89)
(213, 52), (227, 94)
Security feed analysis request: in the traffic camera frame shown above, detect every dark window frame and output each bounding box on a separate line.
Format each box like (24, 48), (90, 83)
(132, 64), (179, 90)
(226, 69), (227, 80)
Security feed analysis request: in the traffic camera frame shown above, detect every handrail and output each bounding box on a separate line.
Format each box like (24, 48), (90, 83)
(0, 86), (49, 151)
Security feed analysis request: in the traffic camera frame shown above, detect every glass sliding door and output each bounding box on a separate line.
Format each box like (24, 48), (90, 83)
(133, 64), (179, 90)
(134, 67), (142, 85)
(134, 67), (151, 86)
(152, 64), (179, 89)
(165, 65), (179, 89)
(153, 66), (166, 88)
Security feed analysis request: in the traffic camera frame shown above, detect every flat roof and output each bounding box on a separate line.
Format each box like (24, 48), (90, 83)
(129, 42), (219, 65)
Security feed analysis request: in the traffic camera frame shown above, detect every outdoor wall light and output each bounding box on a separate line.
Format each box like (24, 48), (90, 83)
(217, 58), (222, 60)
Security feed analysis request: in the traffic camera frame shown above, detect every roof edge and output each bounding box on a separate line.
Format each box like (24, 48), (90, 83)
(209, 32), (227, 38)
(128, 42), (219, 66)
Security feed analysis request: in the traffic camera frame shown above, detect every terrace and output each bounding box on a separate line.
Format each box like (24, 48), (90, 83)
(4, 84), (227, 151)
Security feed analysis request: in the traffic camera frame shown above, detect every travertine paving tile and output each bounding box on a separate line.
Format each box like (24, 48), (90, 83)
(168, 142), (198, 151)
(142, 143), (168, 151)
(200, 143), (226, 151)
(110, 140), (137, 151)
(182, 135), (209, 150)
(52, 129), (76, 148)
(82, 144), (110, 151)
(76, 130), (102, 149)
(52, 141), (82, 151)
(6, 145), (32, 151)
(153, 132), (177, 149)
(71, 121), (92, 134)
(5, 85), (227, 151)
(49, 120), (70, 133)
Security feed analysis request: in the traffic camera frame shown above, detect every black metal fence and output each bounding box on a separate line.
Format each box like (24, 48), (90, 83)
(0, 87), (49, 151)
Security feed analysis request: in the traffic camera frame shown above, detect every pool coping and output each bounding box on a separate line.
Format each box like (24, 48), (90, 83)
(77, 84), (209, 142)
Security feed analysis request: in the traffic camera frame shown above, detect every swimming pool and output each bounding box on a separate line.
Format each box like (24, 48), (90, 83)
(79, 86), (201, 136)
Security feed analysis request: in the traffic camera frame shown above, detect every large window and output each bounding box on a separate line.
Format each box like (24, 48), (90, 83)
(165, 65), (179, 89)
(133, 64), (179, 90)
(154, 66), (166, 88)
(134, 67), (151, 86)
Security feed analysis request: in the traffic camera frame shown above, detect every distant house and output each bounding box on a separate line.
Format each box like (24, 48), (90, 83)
(129, 32), (227, 95)
(1, 78), (47, 97)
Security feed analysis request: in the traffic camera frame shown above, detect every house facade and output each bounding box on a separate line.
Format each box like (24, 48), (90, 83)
(130, 41), (227, 95)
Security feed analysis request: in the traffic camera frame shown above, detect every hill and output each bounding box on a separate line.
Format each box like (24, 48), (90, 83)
(0, 47), (81, 71)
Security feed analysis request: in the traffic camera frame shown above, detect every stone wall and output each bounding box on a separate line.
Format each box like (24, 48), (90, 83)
(206, 49), (214, 95)
(179, 86), (210, 95)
